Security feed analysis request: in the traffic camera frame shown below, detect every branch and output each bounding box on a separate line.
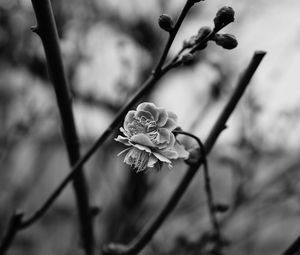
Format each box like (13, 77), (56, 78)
(31, 0), (94, 254)
(102, 51), (266, 255)
(154, 0), (198, 73)
(282, 235), (300, 255)
(0, 0), (94, 254)
(0, 212), (23, 254)
(174, 130), (221, 241)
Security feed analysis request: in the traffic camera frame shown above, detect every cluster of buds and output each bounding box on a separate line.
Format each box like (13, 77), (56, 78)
(182, 6), (237, 55)
(183, 26), (212, 50)
(212, 7), (237, 50)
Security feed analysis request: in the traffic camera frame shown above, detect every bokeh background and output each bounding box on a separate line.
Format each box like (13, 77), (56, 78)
(1, 0), (300, 254)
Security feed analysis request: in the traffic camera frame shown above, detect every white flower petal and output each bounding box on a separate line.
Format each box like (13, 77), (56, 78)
(160, 149), (178, 159)
(153, 152), (171, 164)
(131, 133), (156, 147)
(156, 108), (168, 126)
(132, 143), (152, 153)
(137, 102), (159, 121)
(135, 110), (154, 121)
(115, 135), (131, 146)
(167, 111), (178, 122)
(124, 111), (136, 131)
(174, 142), (190, 159)
(147, 155), (158, 167)
(120, 127), (131, 137)
(163, 118), (177, 131)
(157, 128), (171, 143)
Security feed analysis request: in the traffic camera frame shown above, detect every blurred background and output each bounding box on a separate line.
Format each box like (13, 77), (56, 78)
(1, 0), (300, 254)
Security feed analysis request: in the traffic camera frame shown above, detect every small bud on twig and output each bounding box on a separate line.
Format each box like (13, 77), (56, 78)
(214, 6), (235, 29)
(181, 53), (195, 65)
(196, 26), (212, 42)
(182, 36), (197, 49)
(158, 14), (174, 32)
(214, 34), (238, 49)
(185, 147), (201, 165)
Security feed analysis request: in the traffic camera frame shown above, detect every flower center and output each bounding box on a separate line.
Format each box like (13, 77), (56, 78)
(128, 116), (158, 141)
(125, 148), (150, 172)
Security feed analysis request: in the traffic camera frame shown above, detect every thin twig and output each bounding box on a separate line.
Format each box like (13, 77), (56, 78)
(0, 0), (94, 254)
(173, 130), (221, 240)
(154, 0), (198, 73)
(102, 51), (266, 255)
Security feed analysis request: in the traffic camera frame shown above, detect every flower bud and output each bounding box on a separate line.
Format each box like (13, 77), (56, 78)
(196, 26), (212, 42)
(182, 35), (198, 50)
(181, 53), (194, 65)
(214, 34), (238, 49)
(158, 14), (174, 32)
(182, 39), (192, 49)
(185, 147), (201, 165)
(214, 6), (235, 29)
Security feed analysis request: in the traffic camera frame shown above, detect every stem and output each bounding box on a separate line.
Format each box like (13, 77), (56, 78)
(167, 21), (231, 69)
(154, 0), (199, 73)
(174, 130), (221, 239)
(204, 51), (266, 151)
(102, 51), (266, 255)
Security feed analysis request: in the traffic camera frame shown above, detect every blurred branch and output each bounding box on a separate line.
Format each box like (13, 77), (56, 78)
(30, 0), (94, 254)
(71, 89), (121, 113)
(282, 235), (300, 255)
(102, 51), (266, 255)
(0, 0), (94, 254)
(0, 212), (23, 254)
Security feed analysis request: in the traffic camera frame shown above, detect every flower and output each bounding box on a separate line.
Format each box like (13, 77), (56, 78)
(115, 102), (189, 172)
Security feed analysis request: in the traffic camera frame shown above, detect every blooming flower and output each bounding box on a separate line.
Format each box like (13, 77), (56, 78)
(115, 102), (189, 172)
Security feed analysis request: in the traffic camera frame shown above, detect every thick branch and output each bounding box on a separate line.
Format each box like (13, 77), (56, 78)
(30, 0), (94, 254)
(102, 51), (266, 255)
